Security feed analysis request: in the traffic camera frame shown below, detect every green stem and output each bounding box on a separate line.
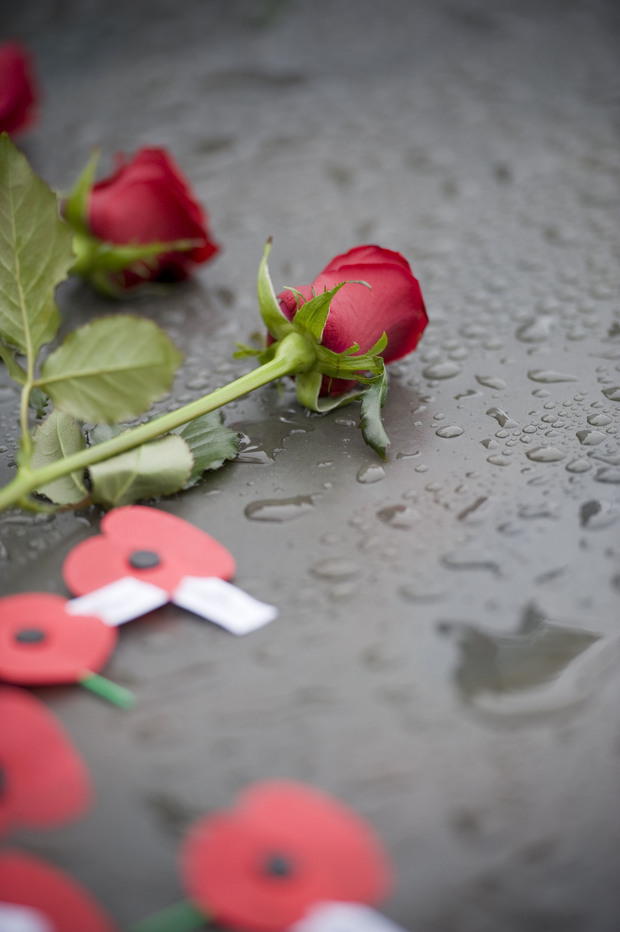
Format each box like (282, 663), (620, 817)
(0, 331), (316, 512)
(79, 671), (136, 709)
(127, 900), (208, 932)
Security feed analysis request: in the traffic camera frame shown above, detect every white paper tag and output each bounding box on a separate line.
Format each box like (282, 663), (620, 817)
(0, 904), (54, 932)
(289, 903), (410, 932)
(67, 577), (169, 626)
(172, 576), (277, 635)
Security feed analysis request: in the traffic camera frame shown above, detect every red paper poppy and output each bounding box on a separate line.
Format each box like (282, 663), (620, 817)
(0, 687), (91, 836)
(181, 780), (393, 931)
(0, 850), (120, 932)
(0, 593), (116, 685)
(63, 505), (236, 597)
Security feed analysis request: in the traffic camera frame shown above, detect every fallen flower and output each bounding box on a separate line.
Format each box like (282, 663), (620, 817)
(66, 147), (219, 293)
(181, 780), (392, 932)
(63, 504), (236, 596)
(0, 42), (38, 137)
(277, 244), (427, 396)
(0, 687), (92, 836)
(0, 849), (120, 932)
(0, 593), (132, 707)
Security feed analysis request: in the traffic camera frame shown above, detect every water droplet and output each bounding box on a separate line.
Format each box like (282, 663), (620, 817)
(576, 429), (606, 446)
(516, 316), (554, 343)
(580, 500), (619, 529)
(399, 580), (445, 602)
(245, 495), (317, 522)
(436, 425), (464, 439)
(414, 464), (429, 473)
(377, 504), (419, 528)
(565, 458), (591, 473)
(475, 375), (507, 390)
(525, 446), (565, 463)
(587, 413), (611, 427)
(422, 361), (462, 380)
(487, 455), (512, 466)
(594, 467), (620, 484)
(457, 496), (493, 524)
(357, 464), (386, 484)
(528, 370), (578, 383)
(486, 407), (519, 429)
(310, 558), (359, 580)
(518, 502), (560, 520)
(602, 386), (620, 402)
(441, 549), (500, 574)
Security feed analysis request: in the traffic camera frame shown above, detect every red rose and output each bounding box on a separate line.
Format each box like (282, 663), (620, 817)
(0, 42), (38, 137)
(181, 780), (392, 931)
(277, 245), (427, 394)
(87, 147), (219, 288)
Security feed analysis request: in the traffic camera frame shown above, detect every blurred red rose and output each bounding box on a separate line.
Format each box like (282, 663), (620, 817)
(0, 41), (38, 136)
(277, 244), (427, 394)
(181, 780), (392, 931)
(87, 147), (219, 288)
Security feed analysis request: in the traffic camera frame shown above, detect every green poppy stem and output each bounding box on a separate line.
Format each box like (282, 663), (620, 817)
(0, 331), (317, 513)
(127, 900), (208, 932)
(78, 671), (136, 709)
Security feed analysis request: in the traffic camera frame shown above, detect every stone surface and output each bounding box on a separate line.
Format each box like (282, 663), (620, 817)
(1, 1), (619, 929)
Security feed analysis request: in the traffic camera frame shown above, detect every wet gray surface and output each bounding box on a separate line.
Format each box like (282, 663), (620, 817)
(1, 0), (620, 929)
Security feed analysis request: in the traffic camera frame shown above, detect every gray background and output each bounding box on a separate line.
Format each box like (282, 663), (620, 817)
(1, 1), (619, 930)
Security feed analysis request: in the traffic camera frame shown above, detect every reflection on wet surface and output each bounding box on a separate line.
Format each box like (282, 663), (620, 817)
(439, 603), (601, 714)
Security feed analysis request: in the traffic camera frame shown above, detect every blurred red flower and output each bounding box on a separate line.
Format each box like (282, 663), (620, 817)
(0, 687), (91, 836)
(0, 592), (116, 685)
(87, 147), (219, 288)
(0, 850), (120, 932)
(181, 780), (392, 931)
(0, 41), (38, 136)
(63, 504), (236, 597)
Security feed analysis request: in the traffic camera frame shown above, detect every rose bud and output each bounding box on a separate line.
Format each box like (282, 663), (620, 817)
(252, 241), (428, 457)
(277, 244), (427, 396)
(0, 41), (38, 137)
(66, 147), (219, 294)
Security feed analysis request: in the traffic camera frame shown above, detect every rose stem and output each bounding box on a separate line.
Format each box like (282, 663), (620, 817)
(128, 900), (208, 932)
(78, 671), (135, 709)
(0, 331), (316, 513)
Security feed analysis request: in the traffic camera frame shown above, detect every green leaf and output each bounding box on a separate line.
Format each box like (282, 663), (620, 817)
(0, 134), (74, 357)
(89, 434), (193, 507)
(28, 386), (49, 418)
(173, 411), (239, 487)
(359, 367), (390, 459)
(30, 409), (89, 505)
(256, 239), (292, 342)
(37, 315), (183, 424)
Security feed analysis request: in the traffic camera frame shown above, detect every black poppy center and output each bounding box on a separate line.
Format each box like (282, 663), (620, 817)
(14, 627), (46, 644)
(129, 550), (161, 570)
(264, 853), (294, 878)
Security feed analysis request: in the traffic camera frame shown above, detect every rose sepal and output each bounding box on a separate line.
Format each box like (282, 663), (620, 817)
(359, 365), (390, 459)
(257, 238), (294, 342)
(63, 149), (100, 235)
(294, 369), (365, 413)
